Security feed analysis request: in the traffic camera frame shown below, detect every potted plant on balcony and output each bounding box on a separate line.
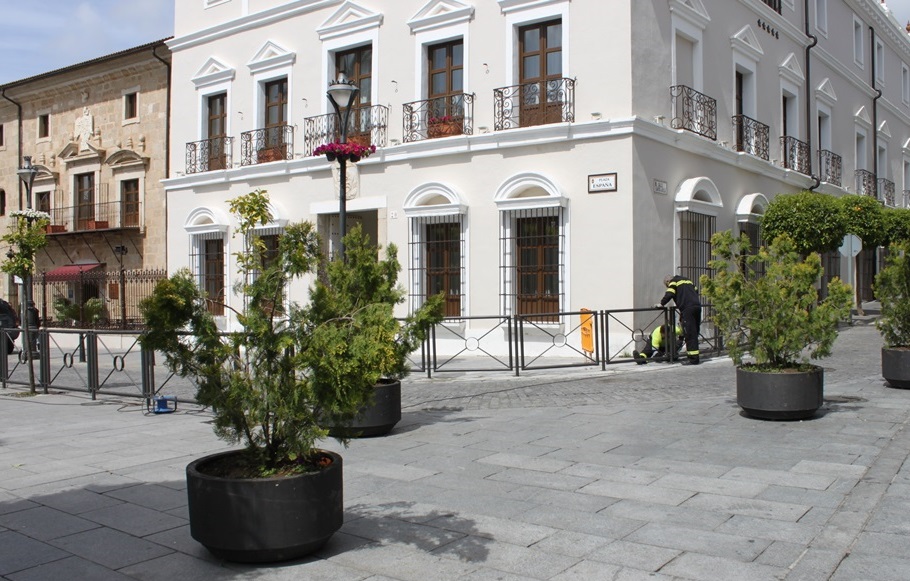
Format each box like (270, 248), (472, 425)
(427, 115), (462, 139)
(700, 231), (852, 420)
(139, 189), (442, 563)
(875, 240), (910, 388)
(313, 141), (376, 163)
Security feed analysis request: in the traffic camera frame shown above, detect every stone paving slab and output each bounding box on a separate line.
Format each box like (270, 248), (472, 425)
(2, 319), (910, 579)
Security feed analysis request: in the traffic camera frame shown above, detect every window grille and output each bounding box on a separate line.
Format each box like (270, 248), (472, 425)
(678, 211), (715, 292)
(740, 221), (765, 278)
(408, 214), (465, 317)
(500, 206), (565, 322)
(189, 232), (225, 316)
(243, 228), (284, 314)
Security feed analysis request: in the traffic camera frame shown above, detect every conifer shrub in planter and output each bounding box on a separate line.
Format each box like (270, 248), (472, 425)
(139, 190), (442, 562)
(700, 232), (852, 420)
(875, 241), (910, 388)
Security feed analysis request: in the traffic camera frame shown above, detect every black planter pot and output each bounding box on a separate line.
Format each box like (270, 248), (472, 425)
(328, 379), (401, 438)
(186, 449), (343, 563)
(736, 365), (823, 420)
(882, 347), (910, 388)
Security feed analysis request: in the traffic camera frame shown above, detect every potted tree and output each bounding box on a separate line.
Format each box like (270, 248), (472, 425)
(700, 231), (852, 420)
(875, 241), (910, 388)
(139, 190), (442, 562)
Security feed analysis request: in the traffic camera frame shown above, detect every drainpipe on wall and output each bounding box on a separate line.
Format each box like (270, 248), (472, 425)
(804, 0), (820, 191)
(871, 26), (882, 180)
(0, 89), (24, 209)
(151, 44), (171, 268)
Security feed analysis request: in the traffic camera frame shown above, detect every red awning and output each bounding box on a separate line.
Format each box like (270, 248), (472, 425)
(43, 264), (102, 282)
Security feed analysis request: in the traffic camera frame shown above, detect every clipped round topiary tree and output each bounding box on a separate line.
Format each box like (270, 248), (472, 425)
(838, 194), (887, 247)
(883, 207), (910, 247)
(761, 190), (846, 254)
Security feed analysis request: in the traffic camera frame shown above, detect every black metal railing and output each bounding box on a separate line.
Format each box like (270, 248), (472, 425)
(878, 178), (895, 206)
(303, 105), (389, 157)
(186, 136), (233, 174)
(818, 149), (842, 186)
(403, 94), (475, 143)
(44, 201), (140, 234)
(493, 78), (575, 131)
(240, 125), (294, 166)
(670, 85), (717, 140)
(855, 169), (877, 197)
(781, 136), (810, 175)
(904, 190), (910, 208)
(732, 114), (770, 160)
(761, 0), (782, 13)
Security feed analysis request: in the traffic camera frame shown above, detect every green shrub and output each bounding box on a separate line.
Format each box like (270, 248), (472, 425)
(761, 190), (846, 254)
(875, 242), (910, 348)
(700, 231), (853, 369)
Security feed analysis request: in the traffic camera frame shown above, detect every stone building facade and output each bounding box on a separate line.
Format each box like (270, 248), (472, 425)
(0, 40), (171, 325)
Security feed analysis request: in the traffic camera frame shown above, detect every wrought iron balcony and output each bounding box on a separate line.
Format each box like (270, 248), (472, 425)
(878, 178), (896, 206)
(781, 136), (810, 175)
(904, 190), (910, 209)
(303, 105), (389, 157)
(240, 125), (294, 166)
(855, 169), (877, 197)
(670, 85), (716, 140)
(44, 199), (141, 234)
(818, 149), (842, 186)
(186, 136), (233, 174)
(493, 78), (575, 131)
(761, 0), (782, 13)
(732, 114), (770, 161)
(403, 94), (475, 143)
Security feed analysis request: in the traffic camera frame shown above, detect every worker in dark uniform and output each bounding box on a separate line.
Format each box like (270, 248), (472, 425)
(655, 274), (702, 365)
(633, 323), (683, 364)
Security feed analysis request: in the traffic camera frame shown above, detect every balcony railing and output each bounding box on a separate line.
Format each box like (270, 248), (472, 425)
(186, 136), (234, 174)
(240, 125), (294, 166)
(855, 169), (877, 197)
(44, 199), (140, 234)
(670, 85), (717, 140)
(303, 105), (389, 157)
(878, 178), (896, 206)
(493, 78), (575, 131)
(761, 0), (782, 13)
(781, 136), (810, 175)
(403, 94), (475, 143)
(818, 149), (842, 186)
(732, 114), (770, 160)
(904, 190), (910, 209)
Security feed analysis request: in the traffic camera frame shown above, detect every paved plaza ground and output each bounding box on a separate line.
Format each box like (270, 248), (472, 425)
(1, 315), (910, 580)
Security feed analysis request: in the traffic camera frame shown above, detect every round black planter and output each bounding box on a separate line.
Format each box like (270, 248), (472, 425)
(328, 379), (401, 438)
(186, 449), (343, 563)
(882, 347), (910, 389)
(736, 366), (823, 420)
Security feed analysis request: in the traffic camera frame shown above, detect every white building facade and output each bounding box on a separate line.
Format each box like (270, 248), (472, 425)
(163, 0), (910, 358)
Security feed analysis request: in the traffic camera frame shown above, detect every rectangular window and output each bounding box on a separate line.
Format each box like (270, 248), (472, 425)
(38, 114), (50, 139)
(427, 40), (465, 121)
(204, 238), (225, 316)
(263, 78), (288, 154)
(121, 179), (139, 227)
(75, 173), (95, 229)
(876, 40), (885, 83)
(678, 211), (715, 294)
(36, 191), (51, 214)
(207, 93), (228, 170)
(0, 124), (4, 147)
(124, 92), (138, 120)
(815, 0), (827, 33)
(336, 46), (373, 142)
(854, 18), (864, 68)
(518, 19), (563, 127)
(903, 64), (910, 105)
(408, 215), (465, 317)
(500, 207), (564, 323)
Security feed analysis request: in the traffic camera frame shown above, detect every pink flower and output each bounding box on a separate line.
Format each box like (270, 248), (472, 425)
(313, 142), (376, 159)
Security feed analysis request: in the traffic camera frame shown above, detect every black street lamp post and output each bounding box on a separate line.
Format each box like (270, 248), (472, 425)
(326, 77), (360, 260)
(15, 156), (39, 393)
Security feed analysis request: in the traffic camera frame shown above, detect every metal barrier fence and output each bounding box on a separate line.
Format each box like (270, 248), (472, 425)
(0, 306), (724, 401)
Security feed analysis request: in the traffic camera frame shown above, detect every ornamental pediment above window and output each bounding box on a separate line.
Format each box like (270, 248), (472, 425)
(192, 57), (236, 89)
(408, 0), (474, 33)
(59, 141), (105, 165)
(318, 1), (383, 40)
(247, 41), (296, 74)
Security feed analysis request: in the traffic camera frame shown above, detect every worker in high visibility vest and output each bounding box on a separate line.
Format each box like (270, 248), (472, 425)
(633, 323), (683, 364)
(655, 274), (702, 365)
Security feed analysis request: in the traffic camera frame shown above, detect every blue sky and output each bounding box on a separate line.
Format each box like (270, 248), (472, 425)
(1, 0), (910, 86)
(0, 0), (174, 85)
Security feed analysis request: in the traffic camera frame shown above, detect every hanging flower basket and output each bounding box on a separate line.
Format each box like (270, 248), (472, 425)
(314, 142), (376, 163)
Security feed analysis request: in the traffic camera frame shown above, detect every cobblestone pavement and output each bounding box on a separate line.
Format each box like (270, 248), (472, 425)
(2, 314), (910, 580)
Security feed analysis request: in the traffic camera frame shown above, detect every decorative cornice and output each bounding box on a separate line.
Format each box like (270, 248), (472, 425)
(408, 0), (475, 34)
